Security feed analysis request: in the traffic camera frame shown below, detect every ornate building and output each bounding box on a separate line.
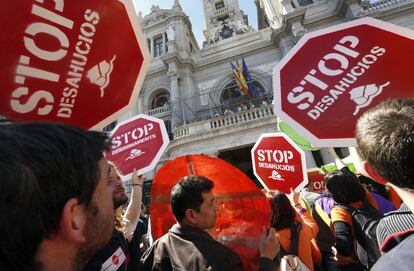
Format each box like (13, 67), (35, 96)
(125, 0), (414, 184)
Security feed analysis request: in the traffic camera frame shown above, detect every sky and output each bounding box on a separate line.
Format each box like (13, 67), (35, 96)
(132, 0), (258, 47)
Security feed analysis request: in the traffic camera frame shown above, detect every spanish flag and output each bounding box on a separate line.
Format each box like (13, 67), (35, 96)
(231, 61), (249, 96)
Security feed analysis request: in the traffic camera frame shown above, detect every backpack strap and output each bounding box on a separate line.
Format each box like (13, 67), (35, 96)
(289, 222), (301, 256)
(274, 241), (289, 264)
(279, 242), (289, 258)
(274, 222), (302, 263)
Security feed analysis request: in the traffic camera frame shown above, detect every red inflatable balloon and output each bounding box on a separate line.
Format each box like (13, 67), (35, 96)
(150, 154), (270, 271)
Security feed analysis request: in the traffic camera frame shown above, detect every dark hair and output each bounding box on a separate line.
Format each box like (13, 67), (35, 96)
(325, 168), (365, 204)
(170, 175), (214, 223)
(269, 191), (296, 230)
(356, 99), (414, 190)
(0, 122), (109, 270)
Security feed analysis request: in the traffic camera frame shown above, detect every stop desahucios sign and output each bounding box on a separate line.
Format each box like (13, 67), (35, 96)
(106, 114), (169, 177)
(251, 133), (308, 193)
(274, 17), (414, 147)
(0, 0), (150, 129)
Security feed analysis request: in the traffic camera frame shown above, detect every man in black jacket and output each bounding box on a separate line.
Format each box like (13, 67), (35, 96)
(140, 175), (279, 271)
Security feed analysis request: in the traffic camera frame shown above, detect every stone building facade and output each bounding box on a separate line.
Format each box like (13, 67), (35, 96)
(125, 0), (414, 183)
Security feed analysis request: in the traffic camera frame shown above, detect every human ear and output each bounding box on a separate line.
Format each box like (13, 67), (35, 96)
(58, 198), (87, 243)
(362, 161), (388, 185)
(184, 209), (198, 225)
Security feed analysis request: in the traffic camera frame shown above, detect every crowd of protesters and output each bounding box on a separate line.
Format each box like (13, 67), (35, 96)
(2, 98), (414, 271)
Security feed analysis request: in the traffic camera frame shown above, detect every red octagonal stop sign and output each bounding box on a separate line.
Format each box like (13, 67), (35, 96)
(274, 17), (414, 147)
(0, 0), (150, 130)
(106, 114), (170, 177)
(251, 133), (308, 193)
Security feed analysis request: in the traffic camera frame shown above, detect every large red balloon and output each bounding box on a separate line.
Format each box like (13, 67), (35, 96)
(150, 154), (270, 271)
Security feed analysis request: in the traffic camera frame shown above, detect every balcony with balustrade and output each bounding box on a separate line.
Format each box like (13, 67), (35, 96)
(147, 104), (171, 118)
(172, 103), (275, 139)
(167, 103), (276, 157)
(359, 0), (412, 15)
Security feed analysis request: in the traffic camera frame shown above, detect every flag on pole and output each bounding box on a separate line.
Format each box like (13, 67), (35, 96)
(236, 59), (249, 95)
(242, 57), (257, 96)
(231, 61), (249, 96)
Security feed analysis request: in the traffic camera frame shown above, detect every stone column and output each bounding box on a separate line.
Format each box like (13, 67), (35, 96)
(304, 150), (317, 168)
(319, 148), (336, 166)
(167, 40), (176, 53)
(169, 74), (181, 129)
(137, 91), (145, 114)
(150, 37), (154, 57)
(255, 0), (267, 30)
(182, 74), (196, 118)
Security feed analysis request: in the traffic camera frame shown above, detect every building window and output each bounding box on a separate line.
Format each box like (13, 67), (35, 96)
(151, 91), (170, 109)
(215, 1), (225, 9)
(293, 0), (313, 7)
(220, 80), (266, 109)
(153, 36), (163, 57)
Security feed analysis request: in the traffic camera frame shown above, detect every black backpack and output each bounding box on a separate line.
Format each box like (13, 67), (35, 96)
(336, 199), (383, 269)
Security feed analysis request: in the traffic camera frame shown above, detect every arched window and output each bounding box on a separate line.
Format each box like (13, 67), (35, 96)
(220, 80), (265, 108)
(153, 35), (163, 57)
(151, 90), (170, 109)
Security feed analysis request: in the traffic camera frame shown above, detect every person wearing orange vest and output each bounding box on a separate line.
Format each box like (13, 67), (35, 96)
(268, 190), (321, 271)
(326, 168), (379, 270)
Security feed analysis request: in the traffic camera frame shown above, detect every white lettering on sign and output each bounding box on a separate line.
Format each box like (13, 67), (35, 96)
(258, 162), (295, 172)
(10, 87), (54, 115)
(286, 35), (386, 119)
(10, 1), (101, 119)
(312, 180), (325, 191)
(111, 123), (155, 154)
(257, 149), (294, 164)
(57, 9), (100, 118)
(257, 149), (295, 172)
(10, 1), (73, 116)
(111, 134), (156, 156)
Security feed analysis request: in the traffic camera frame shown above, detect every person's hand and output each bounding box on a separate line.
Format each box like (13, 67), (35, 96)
(287, 188), (301, 207)
(131, 169), (144, 186)
(259, 227), (280, 259)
